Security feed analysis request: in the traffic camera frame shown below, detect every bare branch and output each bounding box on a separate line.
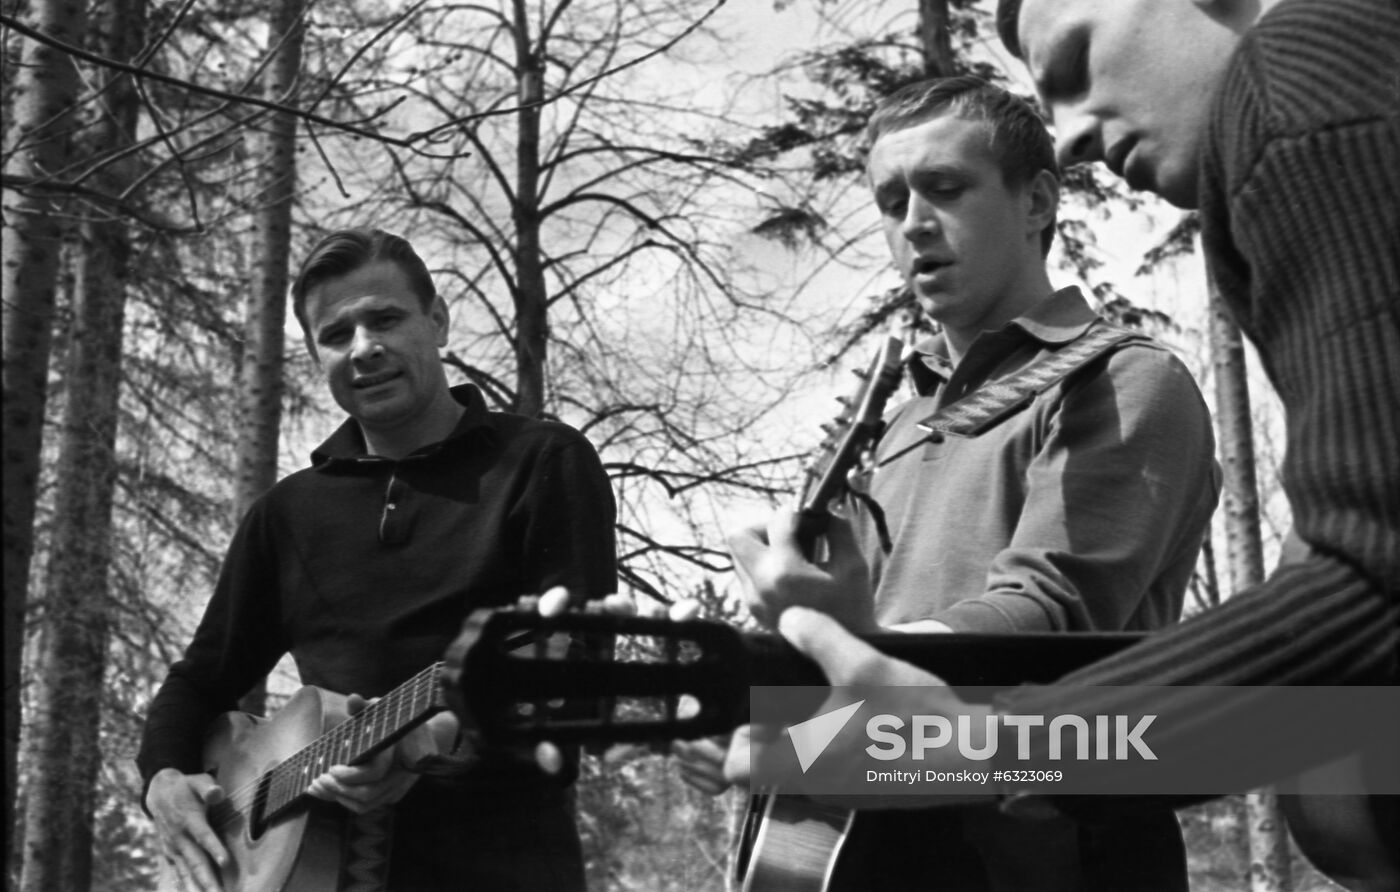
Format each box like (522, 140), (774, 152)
(0, 12), (430, 148)
(0, 174), (193, 233)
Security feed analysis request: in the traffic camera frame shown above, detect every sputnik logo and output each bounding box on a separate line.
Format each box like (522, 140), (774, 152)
(787, 700), (865, 773)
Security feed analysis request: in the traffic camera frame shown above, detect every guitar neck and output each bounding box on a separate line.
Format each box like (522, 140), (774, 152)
(261, 662), (444, 820)
(445, 611), (1144, 749)
(794, 336), (905, 556)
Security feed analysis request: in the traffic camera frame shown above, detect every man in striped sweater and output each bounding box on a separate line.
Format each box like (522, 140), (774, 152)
(726, 0), (1398, 885)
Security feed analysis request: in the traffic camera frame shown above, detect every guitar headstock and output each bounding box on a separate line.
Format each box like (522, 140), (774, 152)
(442, 609), (755, 747)
(796, 336), (905, 554)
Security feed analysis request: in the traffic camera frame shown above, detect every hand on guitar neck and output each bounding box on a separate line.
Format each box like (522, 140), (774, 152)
(724, 502), (994, 807)
(727, 510), (879, 635)
(304, 694), (459, 812)
(675, 509), (878, 800)
(720, 335), (904, 637)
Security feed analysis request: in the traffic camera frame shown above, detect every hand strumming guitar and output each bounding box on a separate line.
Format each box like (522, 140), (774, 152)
(146, 767), (229, 892)
(722, 606), (994, 808)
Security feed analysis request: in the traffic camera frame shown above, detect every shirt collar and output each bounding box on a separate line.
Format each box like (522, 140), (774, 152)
(1009, 285), (1098, 346)
(908, 286), (1097, 393)
(311, 383), (493, 467)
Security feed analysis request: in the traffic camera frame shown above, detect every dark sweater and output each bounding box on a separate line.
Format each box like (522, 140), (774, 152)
(998, 0), (1400, 805)
(136, 384), (616, 883)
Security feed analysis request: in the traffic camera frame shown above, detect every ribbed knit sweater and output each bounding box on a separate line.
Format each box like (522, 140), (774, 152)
(997, 0), (1400, 807)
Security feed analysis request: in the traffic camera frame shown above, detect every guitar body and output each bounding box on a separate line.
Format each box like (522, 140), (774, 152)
(196, 664), (441, 891)
(202, 686), (352, 892)
(735, 793), (853, 892)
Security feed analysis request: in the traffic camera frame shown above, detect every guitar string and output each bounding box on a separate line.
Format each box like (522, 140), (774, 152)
(212, 666), (439, 830)
(209, 664), (441, 831)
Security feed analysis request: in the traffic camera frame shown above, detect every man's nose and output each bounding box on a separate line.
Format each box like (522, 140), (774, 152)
(1053, 106), (1103, 169)
(901, 194), (939, 241)
(350, 327), (383, 361)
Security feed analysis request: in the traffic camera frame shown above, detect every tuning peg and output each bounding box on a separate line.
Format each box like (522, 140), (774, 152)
(852, 367), (869, 380)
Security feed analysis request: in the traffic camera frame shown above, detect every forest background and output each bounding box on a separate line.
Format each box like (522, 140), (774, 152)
(0, 0), (1347, 889)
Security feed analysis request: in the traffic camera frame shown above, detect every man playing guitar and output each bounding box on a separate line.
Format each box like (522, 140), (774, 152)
(137, 228), (616, 891)
(689, 77), (1221, 891)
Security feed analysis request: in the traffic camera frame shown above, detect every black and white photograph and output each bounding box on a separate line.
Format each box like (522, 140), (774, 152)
(3, 0), (1396, 889)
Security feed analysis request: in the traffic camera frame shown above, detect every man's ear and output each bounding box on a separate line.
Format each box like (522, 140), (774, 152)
(431, 296), (450, 348)
(1025, 168), (1059, 239)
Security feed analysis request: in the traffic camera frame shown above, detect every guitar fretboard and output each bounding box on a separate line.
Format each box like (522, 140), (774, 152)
(258, 662), (444, 823)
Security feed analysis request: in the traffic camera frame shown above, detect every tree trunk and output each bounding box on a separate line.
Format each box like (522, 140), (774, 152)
(20, 228), (129, 892)
(16, 0), (144, 885)
(234, 0), (305, 718)
(1, 0), (89, 871)
(1210, 289), (1264, 588)
(918, 0), (955, 77)
(511, 1), (547, 418)
(1208, 275), (1291, 892)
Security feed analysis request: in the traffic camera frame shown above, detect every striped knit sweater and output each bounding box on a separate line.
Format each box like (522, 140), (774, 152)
(996, 0), (1400, 807)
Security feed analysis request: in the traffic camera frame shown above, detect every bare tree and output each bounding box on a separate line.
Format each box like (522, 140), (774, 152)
(7, 3), (1002, 885)
(15, 0), (146, 885)
(1, 0), (89, 867)
(235, 0), (305, 525)
(302, 0), (817, 601)
(231, 0), (307, 718)
(1208, 274), (1292, 892)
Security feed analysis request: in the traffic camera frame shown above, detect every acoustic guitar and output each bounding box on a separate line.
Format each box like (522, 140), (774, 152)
(735, 333), (902, 891)
(440, 335), (1148, 892)
(200, 662), (445, 891)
